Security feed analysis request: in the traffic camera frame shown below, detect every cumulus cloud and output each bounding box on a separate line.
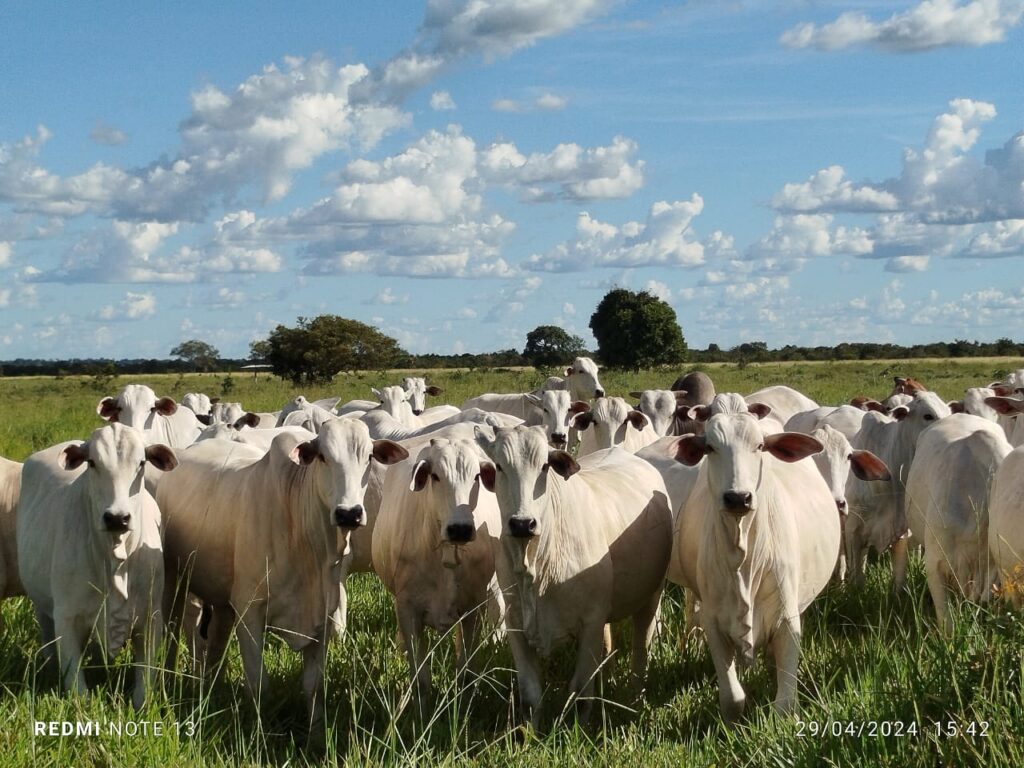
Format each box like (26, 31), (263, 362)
(90, 121), (128, 146)
(0, 241), (10, 268)
(772, 165), (899, 213)
(368, 286), (410, 305)
(527, 195), (708, 272)
(781, 0), (1024, 52)
(430, 90), (456, 110)
(885, 255), (931, 272)
(97, 291), (157, 321)
(491, 91), (567, 112)
(960, 218), (1024, 257)
(747, 214), (873, 261)
(644, 279), (672, 301)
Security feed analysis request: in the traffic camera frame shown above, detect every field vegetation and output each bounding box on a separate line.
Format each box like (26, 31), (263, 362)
(1, 359), (1023, 766)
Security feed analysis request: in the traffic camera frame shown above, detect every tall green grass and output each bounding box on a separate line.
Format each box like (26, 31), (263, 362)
(1, 359), (1023, 766)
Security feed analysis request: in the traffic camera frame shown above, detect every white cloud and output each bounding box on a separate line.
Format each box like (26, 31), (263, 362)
(0, 241), (10, 267)
(369, 286), (409, 305)
(960, 219), (1024, 257)
(90, 121), (128, 146)
(456, 306), (478, 318)
(644, 279), (672, 301)
(781, 0), (1024, 52)
(772, 165), (899, 213)
(527, 195), (708, 272)
(491, 91), (567, 113)
(430, 90), (456, 110)
(536, 92), (567, 111)
(885, 255), (931, 272)
(562, 301), (576, 316)
(747, 214), (873, 260)
(97, 291), (157, 321)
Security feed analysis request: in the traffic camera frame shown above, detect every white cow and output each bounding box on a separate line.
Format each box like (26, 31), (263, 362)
(373, 438), (502, 700)
(0, 456), (24, 602)
(988, 444), (1024, 609)
(475, 425), (672, 726)
(98, 384), (202, 448)
(158, 420), (407, 736)
(845, 392), (952, 590)
(745, 385), (819, 427)
(630, 390), (690, 436)
(181, 392), (213, 419)
(544, 357), (606, 402)
(536, 390), (590, 449)
(210, 401), (245, 426)
(460, 392), (546, 425)
(402, 376), (445, 417)
(983, 394), (1024, 447)
(672, 411), (838, 721)
(906, 414), (1011, 632)
(371, 385), (460, 429)
(196, 422), (316, 453)
(951, 387), (1000, 422)
(575, 396), (660, 456)
(18, 424), (177, 710)
(359, 407), (520, 441)
(275, 395), (335, 429)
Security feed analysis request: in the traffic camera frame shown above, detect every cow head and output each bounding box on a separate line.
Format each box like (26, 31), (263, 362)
(572, 396), (648, 451)
(630, 389), (687, 437)
(564, 356), (605, 400)
(373, 385), (414, 420)
(59, 423), (177, 537)
(97, 384), (177, 429)
(674, 412), (822, 517)
(401, 376), (442, 416)
(532, 389), (590, 448)
(475, 425), (579, 544)
(289, 419), (407, 529)
(410, 438), (491, 545)
(810, 425), (890, 518)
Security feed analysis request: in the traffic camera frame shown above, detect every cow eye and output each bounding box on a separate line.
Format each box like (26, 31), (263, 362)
(923, 414), (935, 421)
(541, 463), (550, 472)
(431, 473), (440, 482)
(756, 443), (764, 451)
(87, 459), (96, 468)
(139, 459), (146, 467)
(495, 464), (504, 473)
(706, 446), (715, 454)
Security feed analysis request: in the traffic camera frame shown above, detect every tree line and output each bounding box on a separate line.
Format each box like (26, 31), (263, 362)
(2, 287), (1023, 379)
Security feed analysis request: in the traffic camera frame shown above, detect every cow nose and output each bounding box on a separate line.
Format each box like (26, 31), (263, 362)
(334, 505), (365, 528)
(102, 511), (131, 532)
(595, 389), (605, 398)
(446, 522), (476, 543)
(412, 409), (424, 416)
(836, 499), (848, 515)
(551, 433), (567, 446)
(722, 491), (753, 513)
(508, 517), (538, 538)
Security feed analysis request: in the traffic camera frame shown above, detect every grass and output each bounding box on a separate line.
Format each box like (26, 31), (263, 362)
(1, 358), (1023, 766)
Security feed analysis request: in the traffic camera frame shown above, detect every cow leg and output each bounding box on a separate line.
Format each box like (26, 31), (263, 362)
(704, 622), (745, 723)
(131, 614), (162, 711)
(630, 589), (662, 693)
(396, 602), (430, 706)
(771, 619), (801, 716)
(844, 526), (866, 586)
(925, 554), (953, 635)
(202, 607), (234, 679)
(54, 613), (88, 696)
(331, 583), (347, 639)
(235, 605), (269, 701)
(456, 607), (483, 683)
(568, 622), (606, 725)
(485, 575), (507, 643)
(891, 535), (910, 593)
(35, 607), (57, 667)
(505, 622), (543, 727)
(301, 635), (328, 747)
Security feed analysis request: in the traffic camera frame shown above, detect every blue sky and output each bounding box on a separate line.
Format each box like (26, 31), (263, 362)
(2, 0), (1023, 358)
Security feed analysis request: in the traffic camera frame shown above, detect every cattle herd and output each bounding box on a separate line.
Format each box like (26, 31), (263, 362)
(2, 359), (1024, 740)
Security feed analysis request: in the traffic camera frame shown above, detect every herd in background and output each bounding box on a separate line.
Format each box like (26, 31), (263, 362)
(1, 359), (1024, 739)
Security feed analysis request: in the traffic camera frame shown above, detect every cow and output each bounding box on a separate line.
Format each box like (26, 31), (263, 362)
(98, 384), (202, 448)
(370, 385), (460, 429)
(359, 407), (520, 442)
(210, 401), (245, 426)
(983, 394), (1024, 447)
(905, 414), (1011, 633)
(157, 420), (407, 737)
(988, 444), (1024, 609)
(372, 437), (503, 701)
(17, 424), (177, 710)
(630, 390), (690, 436)
(671, 409), (838, 721)
(891, 376), (927, 396)
(275, 395), (335, 429)
(670, 371), (716, 435)
(181, 393), (213, 419)
(574, 396), (660, 456)
(845, 392), (952, 590)
(546, 357), (606, 402)
(536, 390), (590, 449)
(745, 385), (819, 427)
(787, 405), (867, 444)
(402, 376), (445, 417)
(474, 425), (672, 727)
(949, 387), (1000, 422)
(0, 456), (24, 604)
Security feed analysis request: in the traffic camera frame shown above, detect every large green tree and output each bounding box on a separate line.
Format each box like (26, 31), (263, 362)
(170, 339), (220, 372)
(254, 315), (405, 384)
(589, 288), (687, 370)
(522, 325), (587, 368)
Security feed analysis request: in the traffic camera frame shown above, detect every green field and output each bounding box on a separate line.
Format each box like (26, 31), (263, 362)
(1, 359), (1023, 766)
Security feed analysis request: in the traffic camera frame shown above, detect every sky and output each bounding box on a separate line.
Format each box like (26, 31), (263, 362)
(1, 0), (1023, 359)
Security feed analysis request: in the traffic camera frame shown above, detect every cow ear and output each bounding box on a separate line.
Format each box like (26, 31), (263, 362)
(864, 400), (886, 413)
(569, 400), (590, 415)
(673, 435), (708, 466)
(948, 401), (965, 414)
(59, 443), (90, 470)
(372, 440), (409, 465)
(890, 406), (910, 421)
(525, 392), (542, 406)
(474, 425), (497, 454)
(210, 397), (221, 405)
(153, 397), (178, 416)
(673, 390), (689, 402)
(629, 391), (644, 399)
(572, 411), (595, 431)
(849, 395), (869, 409)
(235, 412), (260, 429)
(425, 385), (443, 396)
(763, 432), (822, 462)
(145, 444), (179, 472)
(850, 449), (890, 481)
(626, 410), (648, 430)
(196, 414), (213, 426)
(290, 440), (321, 466)
(478, 461), (496, 492)
(748, 403), (772, 420)
(985, 396), (1024, 415)
(410, 460), (431, 492)
(688, 404), (712, 422)
(565, 366), (574, 377)
(371, 388), (383, 400)
(992, 385), (1014, 397)
(547, 450), (580, 480)
(97, 397), (120, 422)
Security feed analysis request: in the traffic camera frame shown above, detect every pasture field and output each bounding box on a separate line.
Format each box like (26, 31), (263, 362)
(1, 358), (1023, 767)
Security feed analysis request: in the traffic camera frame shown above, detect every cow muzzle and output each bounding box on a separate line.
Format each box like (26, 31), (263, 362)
(594, 388), (605, 398)
(102, 511), (131, 533)
(445, 522), (476, 544)
(836, 499), (848, 516)
(508, 516), (538, 539)
(334, 505), (365, 528)
(722, 490), (753, 515)
(550, 432), (567, 447)
(412, 409), (424, 416)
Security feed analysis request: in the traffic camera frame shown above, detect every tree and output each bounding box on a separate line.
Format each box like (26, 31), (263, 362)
(171, 339), (220, 372)
(522, 325), (586, 368)
(256, 315), (405, 384)
(589, 288), (687, 370)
